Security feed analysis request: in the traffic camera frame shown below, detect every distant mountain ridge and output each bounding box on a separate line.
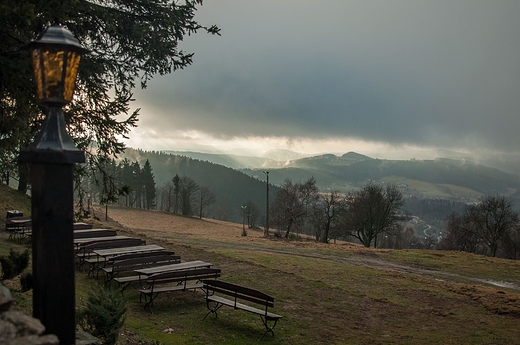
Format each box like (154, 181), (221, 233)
(122, 149), (520, 215)
(242, 152), (520, 202)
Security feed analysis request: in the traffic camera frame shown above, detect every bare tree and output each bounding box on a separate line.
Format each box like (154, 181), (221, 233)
(199, 186), (216, 219)
(243, 200), (260, 228)
(161, 181), (174, 212)
(467, 195), (519, 257)
(271, 177), (319, 239)
(311, 191), (347, 243)
(179, 176), (199, 217)
(343, 182), (406, 248)
(438, 212), (481, 253)
(501, 224), (520, 260)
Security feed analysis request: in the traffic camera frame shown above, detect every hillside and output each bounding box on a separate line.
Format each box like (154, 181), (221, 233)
(2, 188), (520, 344)
(116, 149), (520, 227)
(119, 149), (279, 223)
(0, 184), (31, 222)
(244, 153), (520, 202)
(151, 149), (520, 201)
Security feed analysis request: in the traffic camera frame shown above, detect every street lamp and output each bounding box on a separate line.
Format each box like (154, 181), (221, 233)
(19, 24), (87, 345)
(241, 205), (248, 236)
(262, 171), (269, 237)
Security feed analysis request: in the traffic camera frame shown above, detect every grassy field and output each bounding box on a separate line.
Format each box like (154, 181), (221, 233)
(1, 186), (520, 344)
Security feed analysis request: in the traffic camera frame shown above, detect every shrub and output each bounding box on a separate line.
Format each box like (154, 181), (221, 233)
(0, 257), (16, 279)
(9, 249), (30, 274)
(77, 286), (127, 345)
(0, 249), (29, 279)
(20, 271), (33, 292)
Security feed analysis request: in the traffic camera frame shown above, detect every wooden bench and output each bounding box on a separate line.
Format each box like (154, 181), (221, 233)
(75, 238), (145, 269)
(101, 252), (181, 283)
(85, 245), (165, 276)
(202, 280), (283, 340)
(115, 260), (213, 294)
(139, 268), (221, 313)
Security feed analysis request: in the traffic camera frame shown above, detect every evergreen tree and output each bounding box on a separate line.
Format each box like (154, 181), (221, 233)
(0, 0), (219, 202)
(118, 158), (134, 206)
(142, 159), (156, 210)
(172, 174), (181, 214)
(131, 161), (142, 208)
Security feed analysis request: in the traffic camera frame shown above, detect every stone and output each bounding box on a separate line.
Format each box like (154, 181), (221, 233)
(5, 334), (59, 345)
(0, 319), (17, 342)
(0, 284), (13, 311)
(1, 310), (46, 336)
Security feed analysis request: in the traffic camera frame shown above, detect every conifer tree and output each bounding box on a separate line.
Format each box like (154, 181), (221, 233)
(142, 159), (156, 210)
(0, 0), (219, 204)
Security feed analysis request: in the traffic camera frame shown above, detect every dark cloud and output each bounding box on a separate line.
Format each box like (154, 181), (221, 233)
(131, 0), (520, 157)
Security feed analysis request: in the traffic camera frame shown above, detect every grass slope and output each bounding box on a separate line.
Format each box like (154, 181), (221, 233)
(1, 188), (519, 344)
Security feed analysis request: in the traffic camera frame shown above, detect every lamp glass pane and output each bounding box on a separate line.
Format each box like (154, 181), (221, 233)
(31, 49), (44, 99)
(42, 50), (65, 100)
(64, 51), (81, 101)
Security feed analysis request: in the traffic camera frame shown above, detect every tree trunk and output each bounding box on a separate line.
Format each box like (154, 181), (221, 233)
(17, 163), (29, 193)
(285, 219), (293, 238)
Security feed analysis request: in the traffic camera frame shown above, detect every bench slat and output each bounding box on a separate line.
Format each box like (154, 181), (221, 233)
(202, 279), (274, 302)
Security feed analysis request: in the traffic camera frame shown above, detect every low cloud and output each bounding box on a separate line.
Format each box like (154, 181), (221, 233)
(130, 0), (520, 158)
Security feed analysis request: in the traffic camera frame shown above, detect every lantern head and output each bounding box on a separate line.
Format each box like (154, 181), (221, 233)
(29, 25), (88, 107)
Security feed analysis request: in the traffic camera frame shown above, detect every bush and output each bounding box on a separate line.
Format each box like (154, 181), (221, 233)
(0, 249), (30, 279)
(0, 257), (16, 279)
(77, 286), (127, 345)
(20, 271), (33, 292)
(9, 249), (30, 274)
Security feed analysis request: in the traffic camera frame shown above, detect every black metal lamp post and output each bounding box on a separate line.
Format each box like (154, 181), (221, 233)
(19, 25), (88, 345)
(241, 205), (247, 235)
(262, 171), (269, 236)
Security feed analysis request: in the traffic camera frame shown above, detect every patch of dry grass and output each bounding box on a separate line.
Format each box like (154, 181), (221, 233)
(2, 203), (520, 344)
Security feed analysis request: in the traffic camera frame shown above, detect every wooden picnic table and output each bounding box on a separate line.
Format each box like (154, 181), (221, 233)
(93, 244), (164, 260)
(74, 236), (145, 270)
(9, 218), (32, 226)
(74, 222), (93, 230)
(74, 228), (117, 239)
(134, 260), (212, 277)
(74, 235), (131, 246)
(7, 218), (32, 242)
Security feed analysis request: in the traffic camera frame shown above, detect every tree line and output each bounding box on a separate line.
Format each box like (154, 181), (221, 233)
(80, 159), (520, 260)
(270, 177), (409, 247)
(438, 195), (520, 259)
(81, 158), (217, 220)
(269, 177), (520, 260)
(157, 174), (216, 219)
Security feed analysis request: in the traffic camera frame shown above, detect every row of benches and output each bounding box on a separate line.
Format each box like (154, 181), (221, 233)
(72, 226), (283, 339)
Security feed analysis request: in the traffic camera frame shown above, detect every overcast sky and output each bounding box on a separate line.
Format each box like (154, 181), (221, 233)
(123, 0), (520, 160)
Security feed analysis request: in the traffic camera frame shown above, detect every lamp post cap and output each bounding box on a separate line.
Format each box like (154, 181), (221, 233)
(31, 25), (88, 54)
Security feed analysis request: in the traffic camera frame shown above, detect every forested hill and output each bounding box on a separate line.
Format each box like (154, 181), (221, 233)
(243, 152), (520, 202)
(121, 148), (520, 219)
(120, 148), (277, 222)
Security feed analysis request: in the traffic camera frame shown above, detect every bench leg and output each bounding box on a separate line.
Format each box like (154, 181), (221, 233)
(202, 300), (223, 321)
(259, 317), (279, 341)
(140, 292), (158, 314)
(118, 282), (131, 295)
